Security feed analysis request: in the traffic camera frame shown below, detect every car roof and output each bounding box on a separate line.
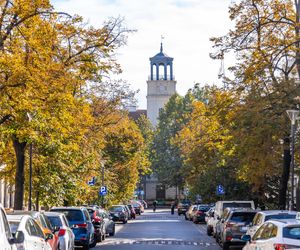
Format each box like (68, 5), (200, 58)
(266, 219), (300, 226)
(7, 214), (31, 221)
(258, 210), (297, 215)
(51, 206), (86, 210)
(44, 211), (64, 217)
(7, 210), (42, 216)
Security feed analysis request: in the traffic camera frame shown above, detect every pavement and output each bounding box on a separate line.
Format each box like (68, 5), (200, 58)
(91, 208), (221, 250)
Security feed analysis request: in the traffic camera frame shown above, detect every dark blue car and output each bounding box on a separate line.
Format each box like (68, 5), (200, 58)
(50, 206), (95, 249)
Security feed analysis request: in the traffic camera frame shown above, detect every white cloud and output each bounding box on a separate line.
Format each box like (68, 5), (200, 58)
(52, 0), (233, 108)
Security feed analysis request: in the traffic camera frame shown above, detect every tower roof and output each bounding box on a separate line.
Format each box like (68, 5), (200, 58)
(150, 42), (173, 61)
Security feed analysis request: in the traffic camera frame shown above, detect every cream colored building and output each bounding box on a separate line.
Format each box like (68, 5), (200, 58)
(147, 43), (176, 126)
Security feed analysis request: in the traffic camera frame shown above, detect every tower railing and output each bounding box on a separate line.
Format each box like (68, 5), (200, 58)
(148, 75), (175, 81)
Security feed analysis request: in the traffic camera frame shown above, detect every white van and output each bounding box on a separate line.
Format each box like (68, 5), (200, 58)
(212, 200), (255, 237)
(0, 203), (24, 250)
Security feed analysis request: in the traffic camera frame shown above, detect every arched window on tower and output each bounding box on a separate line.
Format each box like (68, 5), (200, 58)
(159, 64), (165, 80)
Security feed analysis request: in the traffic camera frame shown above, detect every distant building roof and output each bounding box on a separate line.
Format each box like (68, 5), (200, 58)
(128, 110), (147, 121)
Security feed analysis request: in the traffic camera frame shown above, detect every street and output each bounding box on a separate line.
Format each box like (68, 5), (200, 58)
(94, 209), (221, 250)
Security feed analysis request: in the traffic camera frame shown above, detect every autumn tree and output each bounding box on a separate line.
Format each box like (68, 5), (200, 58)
(0, 0), (134, 209)
(209, 0), (300, 207)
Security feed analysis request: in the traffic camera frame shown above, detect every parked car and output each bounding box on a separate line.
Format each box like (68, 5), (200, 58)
(8, 211), (59, 250)
(126, 204), (136, 219)
(98, 209), (115, 236)
(192, 204), (211, 224)
(131, 202), (142, 215)
(185, 205), (197, 221)
(246, 210), (297, 237)
(108, 205), (128, 224)
(206, 207), (215, 236)
(44, 212), (75, 250)
(205, 207), (214, 223)
(50, 206), (95, 250)
(216, 208), (257, 250)
(242, 216), (300, 250)
(212, 200), (255, 237)
(177, 200), (191, 216)
(0, 203), (24, 250)
(86, 206), (106, 243)
(8, 214), (51, 250)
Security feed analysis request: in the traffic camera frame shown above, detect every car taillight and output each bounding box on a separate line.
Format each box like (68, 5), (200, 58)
(58, 229), (66, 236)
(94, 216), (102, 223)
(274, 244), (299, 250)
(226, 236), (233, 241)
(197, 211), (203, 215)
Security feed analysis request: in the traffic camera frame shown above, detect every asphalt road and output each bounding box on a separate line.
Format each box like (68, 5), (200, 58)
(93, 208), (221, 250)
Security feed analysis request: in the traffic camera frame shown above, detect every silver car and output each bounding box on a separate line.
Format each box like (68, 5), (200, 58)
(45, 212), (75, 250)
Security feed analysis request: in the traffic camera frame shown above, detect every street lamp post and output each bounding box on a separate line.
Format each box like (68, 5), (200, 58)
(286, 110), (299, 210)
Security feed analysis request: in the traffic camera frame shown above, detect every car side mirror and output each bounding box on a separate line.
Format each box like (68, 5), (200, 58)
(45, 233), (54, 241)
(9, 231), (24, 244)
(241, 234), (251, 242)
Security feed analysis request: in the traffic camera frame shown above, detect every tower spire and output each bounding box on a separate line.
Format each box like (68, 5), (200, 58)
(160, 35), (164, 52)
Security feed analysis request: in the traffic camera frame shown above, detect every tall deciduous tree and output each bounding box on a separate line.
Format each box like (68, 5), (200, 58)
(0, 0), (133, 209)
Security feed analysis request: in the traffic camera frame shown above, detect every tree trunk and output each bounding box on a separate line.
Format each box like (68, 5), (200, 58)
(279, 137), (291, 210)
(13, 136), (27, 210)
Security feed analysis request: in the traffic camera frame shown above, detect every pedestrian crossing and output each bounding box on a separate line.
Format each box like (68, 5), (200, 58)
(101, 239), (217, 247)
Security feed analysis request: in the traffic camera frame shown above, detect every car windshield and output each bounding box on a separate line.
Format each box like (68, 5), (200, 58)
(265, 214), (296, 221)
(8, 221), (19, 234)
(283, 226), (300, 239)
(230, 212), (256, 224)
(109, 206), (123, 212)
(198, 206), (210, 211)
(52, 210), (84, 222)
(48, 216), (62, 227)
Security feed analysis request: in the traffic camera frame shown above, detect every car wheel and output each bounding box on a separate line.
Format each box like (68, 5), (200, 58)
(206, 225), (213, 236)
(185, 215), (188, 220)
(82, 243), (90, 250)
(222, 242), (229, 250)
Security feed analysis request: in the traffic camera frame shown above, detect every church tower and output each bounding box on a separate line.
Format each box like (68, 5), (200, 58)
(147, 43), (177, 126)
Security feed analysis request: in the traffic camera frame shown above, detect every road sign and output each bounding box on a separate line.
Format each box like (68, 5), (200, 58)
(87, 177), (95, 186)
(216, 184), (225, 195)
(99, 186), (107, 196)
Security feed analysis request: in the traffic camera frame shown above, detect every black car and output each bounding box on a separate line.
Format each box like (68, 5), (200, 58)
(86, 206), (106, 243)
(177, 200), (191, 216)
(108, 205), (128, 224)
(192, 205), (210, 223)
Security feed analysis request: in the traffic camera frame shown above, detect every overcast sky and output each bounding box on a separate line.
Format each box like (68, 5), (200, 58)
(52, 0), (233, 109)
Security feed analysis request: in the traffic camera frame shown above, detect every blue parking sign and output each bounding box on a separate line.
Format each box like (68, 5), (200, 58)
(216, 185), (225, 195)
(99, 186), (107, 196)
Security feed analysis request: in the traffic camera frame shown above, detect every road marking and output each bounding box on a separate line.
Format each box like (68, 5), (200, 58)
(101, 239), (217, 247)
